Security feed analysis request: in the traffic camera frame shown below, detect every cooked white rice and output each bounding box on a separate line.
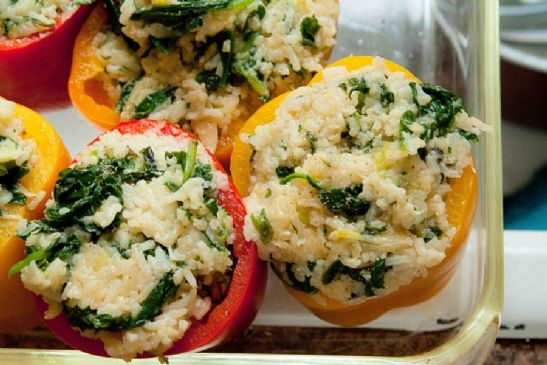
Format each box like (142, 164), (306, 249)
(243, 57), (488, 304)
(19, 127), (235, 360)
(0, 98), (38, 221)
(0, 0), (83, 39)
(92, 0), (338, 152)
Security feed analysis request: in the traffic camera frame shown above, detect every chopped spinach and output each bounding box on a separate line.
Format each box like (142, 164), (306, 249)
(363, 221), (387, 235)
(250, 208), (273, 243)
(233, 60), (269, 100)
(300, 15), (320, 47)
(280, 173), (370, 218)
(7, 186), (26, 205)
(380, 83), (394, 107)
(183, 141), (197, 183)
(399, 110), (416, 138)
(423, 226), (443, 243)
(306, 132), (318, 153)
(194, 163), (213, 182)
(165, 181), (180, 192)
(405, 82), (467, 140)
(64, 272), (177, 331)
(165, 146), (212, 190)
(103, 0), (139, 50)
(288, 64), (308, 78)
(17, 220), (59, 239)
(339, 77), (370, 111)
(196, 31), (234, 91)
(321, 258), (390, 298)
(457, 128), (479, 143)
(133, 87), (176, 119)
(150, 36), (179, 54)
(196, 70), (222, 92)
(9, 234), (81, 275)
(202, 230), (229, 252)
(36, 155), (158, 234)
(270, 260), (318, 294)
(205, 197), (219, 215)
(115, 75), (141, 112)
(275, 165), (295, 178)
(130, 0), (247, 28)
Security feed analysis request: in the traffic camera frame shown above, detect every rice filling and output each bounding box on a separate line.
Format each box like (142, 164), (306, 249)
(243, 57), (489, 304)
(0, 0), (89, 39)
(0, 98), (37, 219)
(18, 129), (235, 360)
(92, 0), (338, 151)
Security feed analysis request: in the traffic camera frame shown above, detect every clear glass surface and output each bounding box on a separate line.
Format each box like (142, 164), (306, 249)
(0, 0), (503, 363)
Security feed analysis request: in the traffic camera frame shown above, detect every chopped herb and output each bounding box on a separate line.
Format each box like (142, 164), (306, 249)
(265, 188), (272, 198)
(300, 15), (320, 47)
(133, 87), (176, 119)
(250, 208), (273, 243)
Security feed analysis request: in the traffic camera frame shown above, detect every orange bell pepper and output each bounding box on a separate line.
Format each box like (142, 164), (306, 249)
(0, 98), (71, 331)
(69, 5), (258, 168)
(230, 56), (479, 326)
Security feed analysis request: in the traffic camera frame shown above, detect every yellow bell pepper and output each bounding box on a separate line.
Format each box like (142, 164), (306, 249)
(230, 56), (478, 326)
(0, 99), (70, 331)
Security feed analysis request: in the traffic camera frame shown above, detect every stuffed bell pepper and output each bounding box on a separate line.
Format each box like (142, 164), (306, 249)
(0, 97), (70, 331)
(232, 56), (490, 326)
(0, 0), (95, 108)
(68, 0), (339, 166)
(11, 120), (267, 360)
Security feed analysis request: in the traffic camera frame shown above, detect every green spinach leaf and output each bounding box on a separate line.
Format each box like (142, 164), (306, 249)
(133, 87), (176, 119)
(250, 208), (273, 243)
(300, 15), (320, 47)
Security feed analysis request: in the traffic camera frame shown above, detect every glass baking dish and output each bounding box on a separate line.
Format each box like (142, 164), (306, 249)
(0, 0), (503, 363)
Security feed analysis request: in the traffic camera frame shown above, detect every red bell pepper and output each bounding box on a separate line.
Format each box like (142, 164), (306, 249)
(33, 120), (267, 358)
(0, 4), (94, 109)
